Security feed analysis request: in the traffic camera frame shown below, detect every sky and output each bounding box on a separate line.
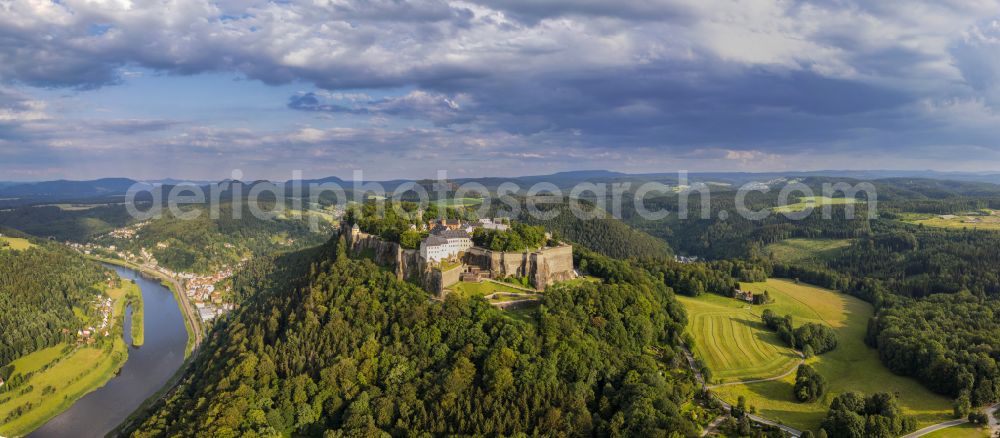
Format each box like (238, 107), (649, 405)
(2, 0), (1000, 181)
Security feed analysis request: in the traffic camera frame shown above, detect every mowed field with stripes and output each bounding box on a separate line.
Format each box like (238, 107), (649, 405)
(680, 293), (799, 383)
(681, 279), (953, 432)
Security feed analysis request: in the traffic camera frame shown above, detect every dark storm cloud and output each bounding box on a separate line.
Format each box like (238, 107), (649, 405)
(3, 0), (1000, 179)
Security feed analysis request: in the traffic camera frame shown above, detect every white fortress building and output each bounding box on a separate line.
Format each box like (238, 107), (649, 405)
(420, 229), (473, 262)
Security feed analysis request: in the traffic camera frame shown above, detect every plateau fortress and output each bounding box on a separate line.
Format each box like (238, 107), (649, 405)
(340, 222), (574, 296)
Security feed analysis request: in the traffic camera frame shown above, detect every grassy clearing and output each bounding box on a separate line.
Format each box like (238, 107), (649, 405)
(107, 282), (143, 347)
(34, 203), (103, 211)
(439, 260), (462, 271)
(0, 341), (127, 436)
(0, 236), (36, 251)
(700, 279), (952, 432)
(678, 293), (800, 383)
(921, 423), (991, 438)
(902, 210), (1000, 231)
(772, 196), (861, 213)
(450, 280), (529, 298)
(765, 238), (852, 265)
(437, 198), (484, 207)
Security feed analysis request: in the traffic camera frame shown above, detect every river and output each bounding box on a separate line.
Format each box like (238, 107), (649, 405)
(29, 264), (189, 438)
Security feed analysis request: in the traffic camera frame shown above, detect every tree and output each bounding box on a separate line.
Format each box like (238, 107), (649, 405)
(969, 411), (988, 425)
(794, 364), (827, 402)
(821, 392), (916, 438)
(954, 392), (972, 418)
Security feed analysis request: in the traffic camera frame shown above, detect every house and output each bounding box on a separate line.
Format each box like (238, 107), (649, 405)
(420, 236), (452, 262)
(420, 229), (473, 262)
(734, 288), (754, 303)
(478, 218), (510, 231)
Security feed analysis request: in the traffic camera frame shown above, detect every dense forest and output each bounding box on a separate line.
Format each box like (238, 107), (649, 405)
(0, 204), (134, 241)
(818, 392), (917, 438)
(0, 232), (107, 367)
(517, 201), (673, 260)
(867, 292), (1000, 406)
(128, 235), (708, 436)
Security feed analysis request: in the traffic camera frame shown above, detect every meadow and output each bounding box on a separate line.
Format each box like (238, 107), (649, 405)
(901, 210), (1000, 231)
(0, 341), (127, 436)
(678, 293), (800, 382)
(682, 279), (953, 432)
(765, 238), (852, 266)
(922, 423), (991, 438)
(0, 236), (35, 250)
(450, 280), (534, 298)
(772, 196), (861, 213)
(0, 281), (141, 436)
(437, 197), (484, 207)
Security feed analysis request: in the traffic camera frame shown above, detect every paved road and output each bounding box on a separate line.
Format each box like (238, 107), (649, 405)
(901, 419), (969, 438)
(680, 346), (803, 437)
(987, 403), (999, 437)
(901, 403), (1000, 438)
(158, 271), (204, 349)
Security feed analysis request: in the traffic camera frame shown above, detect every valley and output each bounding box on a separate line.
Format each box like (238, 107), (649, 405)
(684, 279), (952, 432)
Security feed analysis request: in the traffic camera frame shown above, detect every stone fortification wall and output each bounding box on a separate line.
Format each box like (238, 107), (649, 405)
(464, 244), (574, 289)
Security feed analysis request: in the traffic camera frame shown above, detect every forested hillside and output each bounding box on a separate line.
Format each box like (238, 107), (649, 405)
(94, 202), (333, 274)
(128, 236), (704, 436)
(0, 232), (107, 366)
(517, 202), (673, 259)
(868, 293), (1000, 407)
(0, 204), (133, 241)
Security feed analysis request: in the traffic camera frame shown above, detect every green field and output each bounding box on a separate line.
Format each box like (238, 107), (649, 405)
(0, 341), (127, 436)
(0, 236), (36, 250)
(902, 210), (1000, 231)
(765, 238), (852, 265)
(773, 196), (861, 213)
(694, 279), (952, 432)
(450, 280), (531, 298)
(35, 203), (105, 211)
(437, 197), (484, 207)
(0, 280), (142, 435)
(679, 293), (800, 382)
(922, 423), (991, 438)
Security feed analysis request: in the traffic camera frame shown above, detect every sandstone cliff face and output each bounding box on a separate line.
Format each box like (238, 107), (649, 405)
(342, 223), (454, 297)
(464, 245), (574, 289)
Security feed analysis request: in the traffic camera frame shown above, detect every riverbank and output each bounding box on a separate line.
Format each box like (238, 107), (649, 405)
(86, 256), (202, 356)
(0, 281), (138, 436)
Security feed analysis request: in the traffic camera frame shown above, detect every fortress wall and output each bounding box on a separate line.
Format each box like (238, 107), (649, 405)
(465, 245), (574, 289)
(343, 222), (574, 293)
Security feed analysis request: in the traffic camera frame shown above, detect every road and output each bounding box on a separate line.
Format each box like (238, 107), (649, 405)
(901, 403), (1000, 438)
(86, 255), (204, 351)
(680, 346), (803, 437)
(900, 419), (969, 438)
(989, 403), (999, 436)
(156, 269), (204, 350)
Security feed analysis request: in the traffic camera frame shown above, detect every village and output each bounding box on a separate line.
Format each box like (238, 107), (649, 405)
(76, 294), (114, 342)
(67, 225), (239, 325)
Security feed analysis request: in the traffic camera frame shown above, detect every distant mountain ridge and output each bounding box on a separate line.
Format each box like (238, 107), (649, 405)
(3, 170), (1000, 205)
(0, 178), (139, 200)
